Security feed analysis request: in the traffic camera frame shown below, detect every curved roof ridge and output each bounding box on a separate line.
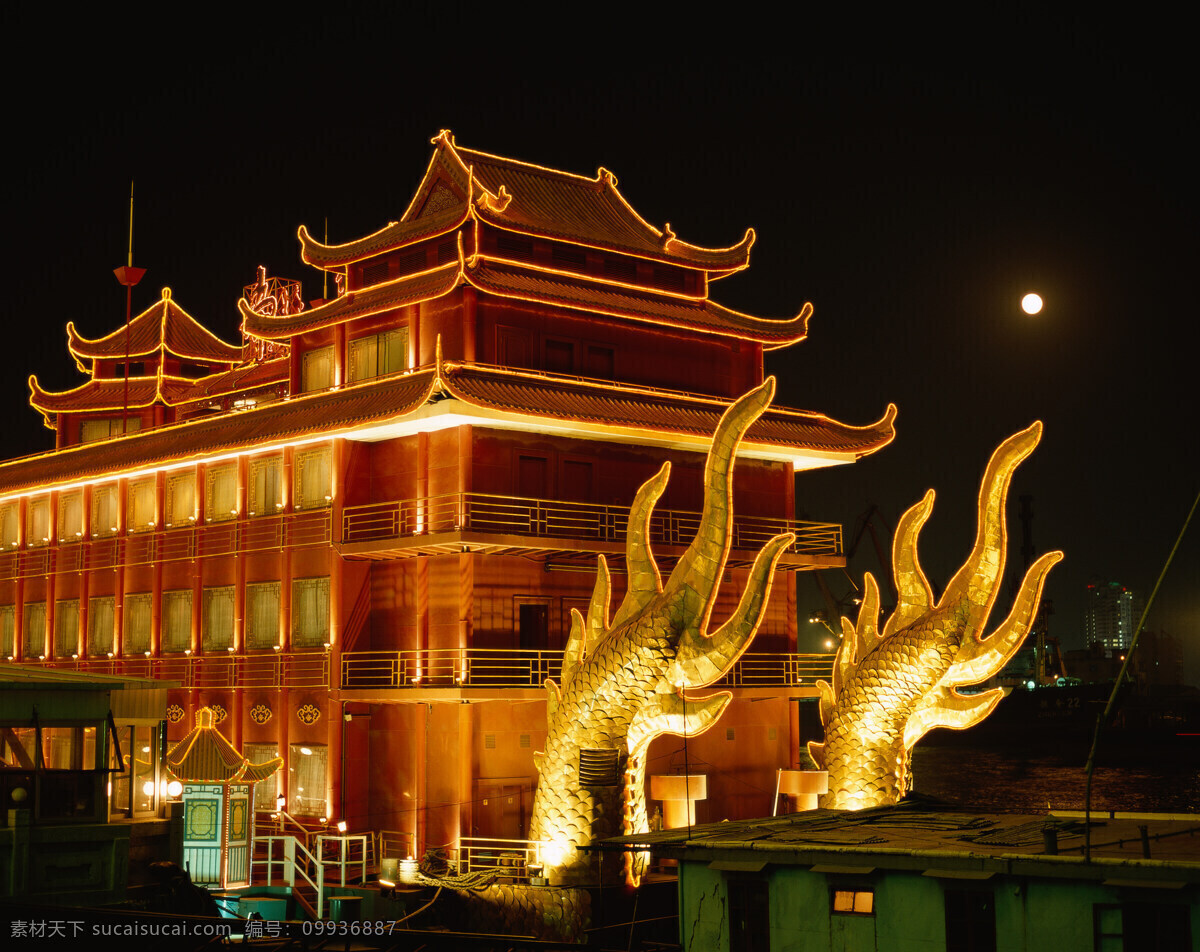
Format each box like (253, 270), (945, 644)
(67, 288), (242, 363)
(240, 256), (464, 339)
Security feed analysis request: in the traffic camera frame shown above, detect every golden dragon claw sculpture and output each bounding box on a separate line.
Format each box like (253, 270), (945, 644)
(809, 422), (1063, 810)
(530, 378), (793, 886)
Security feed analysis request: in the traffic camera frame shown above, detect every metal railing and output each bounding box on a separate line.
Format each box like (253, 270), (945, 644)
(378, 829), (415, 861)
(342, 492), (841, 557)
(22, 650), (329, 690)
(342, 648), (835, 691)
(254, 834), (327, 919)
(452, 837), (548, 884)
(0, 510), (331, 582)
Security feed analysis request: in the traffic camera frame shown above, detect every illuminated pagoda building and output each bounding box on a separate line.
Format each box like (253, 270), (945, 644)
(0, 131), (894, 858)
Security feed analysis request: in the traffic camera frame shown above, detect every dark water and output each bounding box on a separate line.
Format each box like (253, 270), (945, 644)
(911, 746), (1200, 814)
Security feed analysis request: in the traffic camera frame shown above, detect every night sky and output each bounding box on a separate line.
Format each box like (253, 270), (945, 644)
(5, 12), (1196, 675)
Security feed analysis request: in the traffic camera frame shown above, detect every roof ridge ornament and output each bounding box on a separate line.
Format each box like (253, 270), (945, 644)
(477, 183), (512, 214)
(662, 223), (676, 247)
(597, 167), (618, 187)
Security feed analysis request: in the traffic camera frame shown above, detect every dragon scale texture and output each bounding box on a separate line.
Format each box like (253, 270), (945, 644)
(530, 379), (793, 886)
(810, 423), (1063, 810)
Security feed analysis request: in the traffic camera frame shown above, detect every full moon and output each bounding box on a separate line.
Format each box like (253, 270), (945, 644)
(1021, 292), (1043, 315)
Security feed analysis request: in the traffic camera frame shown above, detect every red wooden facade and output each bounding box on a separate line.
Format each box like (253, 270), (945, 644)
(0, 132), (894, 850)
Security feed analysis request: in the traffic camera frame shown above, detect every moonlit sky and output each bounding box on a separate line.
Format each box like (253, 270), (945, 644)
(4, 11), (1196, 677)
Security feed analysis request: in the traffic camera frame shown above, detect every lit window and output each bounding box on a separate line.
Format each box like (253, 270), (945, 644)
(202, 586), (234, 652)
(244, 742), (281, 810)
(249, 457), (283, 516)
(54, 599), (80, 657)
(0, 605), (14, 658)
(91, 484), (119, 537)
(57, 491), (83, 542)
(288, 743), (328, 816)
(127, 479), (156, 531)
(165, 472), (196, 527)
(123, 593), (152, 655)
(88, 596), (115, 656)
(162, 590), (192, 653)
(832, 889), (874, 915)
(81, 417), (141, 443)
(291, 577), (329, 648)
(294, 446), (332, 511)
(348, 328), (408, 382)
(246, 582), (281, 649)
(205, 464), (238, 522)
(26, 497), (50, 547)
(301, 346), (333, 392)
(23, 602), (47, 659)
(0, 503), (18, 547)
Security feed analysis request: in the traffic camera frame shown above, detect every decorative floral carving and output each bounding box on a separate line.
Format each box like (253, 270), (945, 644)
(297, 703), (321, 726)
(250, 703), (272, 725)
(166, 704), (186, 724)
(209, 703), (228, 724)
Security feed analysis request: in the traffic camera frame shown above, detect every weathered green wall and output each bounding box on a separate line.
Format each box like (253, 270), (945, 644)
(678, 860), (1199, 952)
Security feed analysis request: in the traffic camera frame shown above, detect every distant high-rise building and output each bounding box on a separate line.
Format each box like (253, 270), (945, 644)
(1084, 580), (1144, 650)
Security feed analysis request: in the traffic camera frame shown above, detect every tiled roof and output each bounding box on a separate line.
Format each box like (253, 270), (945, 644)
(456, 141), (753, 273)
(166, 708), (282, 783)
(240, 262), (462, 339)
(0, 370), (438, 495)
(1, 362), (892, 497)
(294, 132), (753, 274)
(463, 258), (810, 346)
(440, 364), (896, 456)
(298, 201), (470, 269)
(29, 360), (290, 421)
(176, 358), (290, 402)
(68, 289), (243, 363)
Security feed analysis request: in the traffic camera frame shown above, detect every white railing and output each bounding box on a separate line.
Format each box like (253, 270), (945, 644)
(316, 833), (368, 888)
(253, 834), (326, 919)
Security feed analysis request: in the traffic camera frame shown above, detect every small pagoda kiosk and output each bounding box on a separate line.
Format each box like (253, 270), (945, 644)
(166, 707), (282, 888)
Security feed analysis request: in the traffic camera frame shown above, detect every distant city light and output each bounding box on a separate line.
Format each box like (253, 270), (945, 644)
(1021, 293), (1043, 315)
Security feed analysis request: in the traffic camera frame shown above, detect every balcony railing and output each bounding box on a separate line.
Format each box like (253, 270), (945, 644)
(342, 493), (842, 557)
(0, 510), (331, 582)
(341, 648), (835, 691)
(19, 651), (330, 690)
